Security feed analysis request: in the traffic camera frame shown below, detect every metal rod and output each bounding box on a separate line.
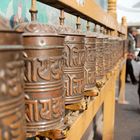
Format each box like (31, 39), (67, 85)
(29, 0), (38, 21)
(86, 21), (90, 31)
(76, 16), (81, 30)
(59, 9), (65, 26)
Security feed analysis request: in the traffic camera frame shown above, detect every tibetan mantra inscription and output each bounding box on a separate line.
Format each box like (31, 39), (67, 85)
(84, 35), (96, 90)
(23, 48), (65, 132)
(22, 22), (65, 134)
(95, 37), (104, 80)
(0, 50), (25, 140)
(63, 35), (85, 104)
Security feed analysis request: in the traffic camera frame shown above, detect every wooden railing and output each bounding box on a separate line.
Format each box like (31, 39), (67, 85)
(28, 0), (127, 140)
(37, 0), (127, 36)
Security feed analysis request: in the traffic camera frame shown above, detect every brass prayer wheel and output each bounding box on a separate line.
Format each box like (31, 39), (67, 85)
(108, 37), (114, 71)
(110, 37), (116, 69)
(22, 22), (65, 134)
(114, 38), (118, 64)
(115, 38), (119, 62)
(0, 31), (25, 140)
(57, 26), (85, 104)
(124, 39), (128, 54)
(102, 35), (109, 74)
(96, 34), (104, 80)
(84, 32), (96, 90)
(120, 38), (124, 59)
(123, 39), (128, 57)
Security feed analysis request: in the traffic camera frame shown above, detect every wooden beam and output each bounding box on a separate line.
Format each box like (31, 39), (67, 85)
(38, 0), (118, 30)
(65, 76), (115, 140)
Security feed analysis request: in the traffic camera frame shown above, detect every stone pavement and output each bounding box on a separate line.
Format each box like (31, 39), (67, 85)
(114, 61), (140, 140)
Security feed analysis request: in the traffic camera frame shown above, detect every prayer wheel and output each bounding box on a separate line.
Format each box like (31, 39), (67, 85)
(102, 35), (109, 74)
(0, 30), (25, 140)
(96, 34), (104, 80)
(114, 38), (118, 64)
(123, 39), (128, 57)
(108, 37), (113, 71)
(110, 37), (116, 68)
(58, 26), (85, 104)
(84, 32), (96, 90)
(22, 22), (65, 134)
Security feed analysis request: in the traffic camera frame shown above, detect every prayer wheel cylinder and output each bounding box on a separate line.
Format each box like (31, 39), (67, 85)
(96, 35), (104, 81)
(103, 36), (110, 74)
(58, 27), (85, 104)
(0, 31), (25, 140)
(84, 33), (96, 90)
(110, 38), (115, 69)
(22, 22), (65, 133)
(108, 37), (113, 71)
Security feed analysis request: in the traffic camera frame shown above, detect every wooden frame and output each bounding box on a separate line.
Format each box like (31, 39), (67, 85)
(37, 0), (127, 35)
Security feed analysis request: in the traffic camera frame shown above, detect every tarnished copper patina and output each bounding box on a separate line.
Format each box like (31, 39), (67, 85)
(95, 34), (104, 81)
(119, 38), (124, 59)
(118, 37), (122, 60)
(0, 31), (25, 140)
(115, 38), (119, 63)
(57, 26), (85, 104)
(14, 22), (28, 33)
(108, 37), (114, 71)
(123, 39), (128, 56)
(102, 35), (109, 74)
(114, 38), (119, 64)
(22, 22), (65, 133)
(84, 32), (96, 90)
(109, 37), (116, 69)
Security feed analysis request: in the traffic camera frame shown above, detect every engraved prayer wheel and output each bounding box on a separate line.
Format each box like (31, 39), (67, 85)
(96, 34), (104, 80)
(57, 26), (85, 104)
(125, 39), (128, 54)
(114, 38), (118, 64)
(110, 37), (116, 68)
(102, 36), (109, 74)
(84, 32), (96, 90)
(22, 22), (65, 134)
(0, 31), (25, 140)
(118, 38), (123, 59)
(108, 37), (114, 71)
(14, 22), (28, 33)
(115, 38), (119, 62)
(123, 39), (128, 57)
(106, 37), (112, 73)
(120, 38), (124, 58)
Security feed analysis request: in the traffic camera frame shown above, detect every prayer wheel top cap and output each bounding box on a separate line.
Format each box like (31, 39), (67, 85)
(57, 25), (84, 36)
(0, 30), (22, 46)
(22, 22), (65, 47)
(117, 36), (123, 41)
(96, 33), (108, 39)
(85, 31), (97, 37)
(14, 22), (28, 33)
(108, 36), (116, 40)
(22, 22), (62, 37)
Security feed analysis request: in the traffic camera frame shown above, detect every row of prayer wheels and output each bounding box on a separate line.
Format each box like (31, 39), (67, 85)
(0, 22), (127, 139)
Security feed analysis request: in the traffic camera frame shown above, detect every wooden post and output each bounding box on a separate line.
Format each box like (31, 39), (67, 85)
(59, 9), (65, 26)
(108, 0), (117, 19)
(86, 21), (90, 31)
(76, 16), (81, 31)
(103, 71), (116, 140)
(118, 62), (127, 104)
(94, 24), (97, 32)
(121, 16), (127, 39)
(118, 17), (127, 103)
